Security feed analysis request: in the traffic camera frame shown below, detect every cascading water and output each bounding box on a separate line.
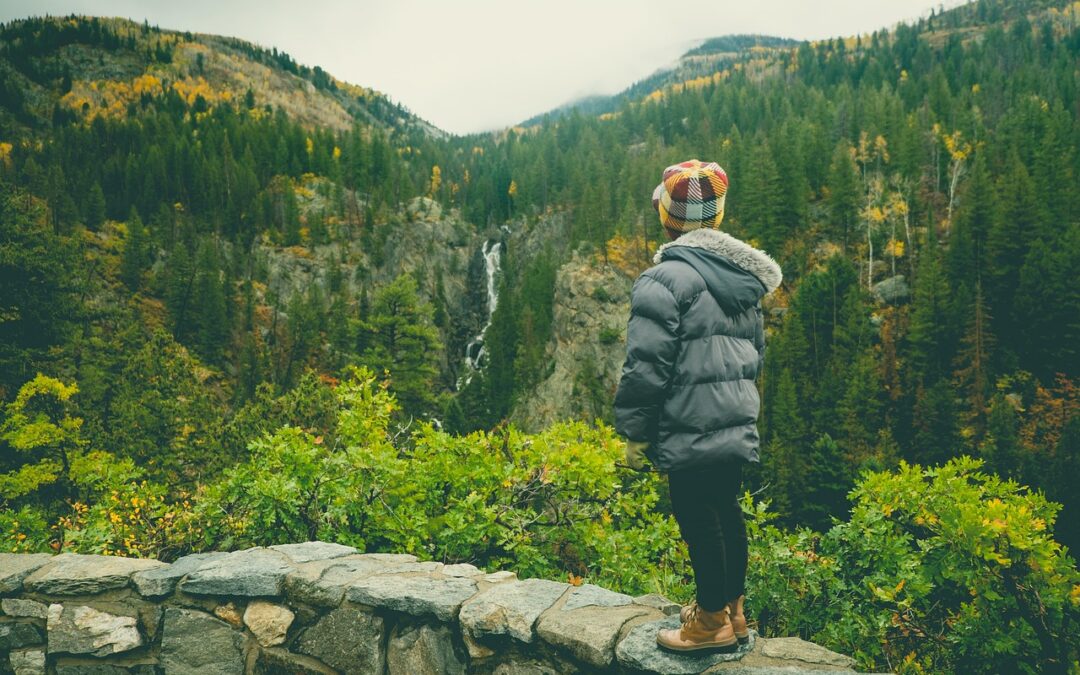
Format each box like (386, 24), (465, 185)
(461, 239), (503, 384)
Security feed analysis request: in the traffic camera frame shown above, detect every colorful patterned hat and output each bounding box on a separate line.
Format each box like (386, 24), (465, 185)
(651, 159), (729, 233)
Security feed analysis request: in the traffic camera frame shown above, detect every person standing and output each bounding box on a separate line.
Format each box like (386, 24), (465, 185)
(614, 160), (782, 653)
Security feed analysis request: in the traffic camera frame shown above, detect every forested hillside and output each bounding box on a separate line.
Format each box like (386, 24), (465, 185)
(1, 2), (1078, 672)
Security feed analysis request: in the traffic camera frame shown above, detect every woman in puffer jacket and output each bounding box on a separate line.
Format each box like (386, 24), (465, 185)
(614, 159), (782, 654)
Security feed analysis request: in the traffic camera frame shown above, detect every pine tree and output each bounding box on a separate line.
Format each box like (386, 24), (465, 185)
(740, 138), (783, 253)
(85, 181), (106, 229)
(120, 206), (149, 290)
(192, 240), (229, 362)
(357, 275), (442, 416)
(953, 281), (996, 442)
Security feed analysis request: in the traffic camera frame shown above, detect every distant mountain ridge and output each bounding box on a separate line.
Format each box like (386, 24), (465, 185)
(520, 34), (801, 126)
(0, 14), (442, 136)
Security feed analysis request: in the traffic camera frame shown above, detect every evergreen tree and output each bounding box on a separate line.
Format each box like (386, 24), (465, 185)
(357, 274), (442, 416)
(120, 206), (149, 290)
(827, 141), (860, 251)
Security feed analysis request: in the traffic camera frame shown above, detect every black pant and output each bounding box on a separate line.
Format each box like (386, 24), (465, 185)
(669, 460), (748, 612)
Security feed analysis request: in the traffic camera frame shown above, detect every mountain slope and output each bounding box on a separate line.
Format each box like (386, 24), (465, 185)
(521, 34), (800, 125)
(0, 15), (440, 135)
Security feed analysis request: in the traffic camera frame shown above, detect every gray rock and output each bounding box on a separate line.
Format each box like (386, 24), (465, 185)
(46, 604), (142, 657)
(243, 600), (294, 647)
(387, 623), (466, 675)
(22, 554), (165, 596)
(9, 648), (45, 675)
(634, 593), (682, 616)
(872, 275), (910, 305)
(0, 553), (53, 595)
(563, 583), (633, 610)
(346, 575), (478, 621)
(180, 547), (293, 596)
(269, 541), (358, 563)
(0, 622), (43, 650)
(53, 665), (156, 675)
(254, 647), (337, 674)
(615, 614), (754, 674)
(130, 551), (226, 597)
(483, 570), (517, 583)
(492, 660), (565, 675)
(285, 556), (395, 607)
(459, 578), (569, 643)
(759, 636), (857, 669)
(359, 552), (417, 563)
(2, 598), (48, 619)
(160, 607), (245, 674)
(441, 562), (483, 578)
(375, 560), (444, 575)
(538, 604), (656, 668)
(296, 605), (384, 674)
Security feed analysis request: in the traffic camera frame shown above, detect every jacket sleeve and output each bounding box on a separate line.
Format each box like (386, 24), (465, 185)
(614, 273), (681, 442)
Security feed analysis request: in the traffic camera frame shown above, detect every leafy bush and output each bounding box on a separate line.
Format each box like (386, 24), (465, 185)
(745, 457), (1080, 675)
(599, 326), (623, 345)
(193, 365), (689, 596)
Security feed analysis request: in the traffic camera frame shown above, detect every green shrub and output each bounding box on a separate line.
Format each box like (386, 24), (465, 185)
(599, 326), (623, 345)
(744, 457), (1080, 675)
(193, 364), (689, 596)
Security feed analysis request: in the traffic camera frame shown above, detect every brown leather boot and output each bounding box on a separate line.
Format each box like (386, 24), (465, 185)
(657, 604), (737, 653)
(726, 595), (749, 644)
(679, 599), (698, 623)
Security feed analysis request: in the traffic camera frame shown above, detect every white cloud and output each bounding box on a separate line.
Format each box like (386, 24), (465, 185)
(1, 0), (962, 134)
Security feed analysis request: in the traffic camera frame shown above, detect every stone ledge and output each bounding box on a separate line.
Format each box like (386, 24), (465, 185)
(0, 541), (878, 674)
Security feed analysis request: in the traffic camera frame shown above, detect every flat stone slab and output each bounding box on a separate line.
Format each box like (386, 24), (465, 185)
(180, 547), (293, 596)
(347, 574), (478, 621)
(53, 665), (156, 675)
(23, 554), (165, 596)
(269, 541), (358, 564)
(459, 578), (569, 644)
(758, 637), (857, 669)
(46, 604), (142, 657)
(441, 563), (483, 578)
(563, 583), (634, 610)
(160, 607), (245, 674)
(2, 597), (48, 619)
(616, 614), (755, 674)
(634, 593), (682, 616)
(285, 556), (399, 607)
(0, 553), (53, 594)
(131, 552), (226, 597)
(538, 603), (657, 668)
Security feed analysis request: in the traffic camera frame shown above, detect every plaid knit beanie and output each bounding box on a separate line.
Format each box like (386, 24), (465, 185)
(651, 159), (729, 236)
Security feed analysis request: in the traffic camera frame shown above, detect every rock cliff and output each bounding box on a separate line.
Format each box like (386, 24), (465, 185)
(513, 252), (633, 432)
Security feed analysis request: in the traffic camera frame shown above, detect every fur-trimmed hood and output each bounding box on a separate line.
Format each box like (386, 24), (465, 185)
(653, 228), (783, 294)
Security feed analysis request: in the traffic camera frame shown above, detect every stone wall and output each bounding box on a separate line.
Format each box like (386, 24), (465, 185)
(0, 542), (870, 674)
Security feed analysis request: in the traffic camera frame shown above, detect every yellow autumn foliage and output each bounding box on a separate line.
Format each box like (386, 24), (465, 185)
(605, 233), (656, 278)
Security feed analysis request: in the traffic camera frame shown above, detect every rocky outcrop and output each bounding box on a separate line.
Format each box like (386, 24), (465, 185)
(513, 251), (633, 431)
(0, 541), (877, 674)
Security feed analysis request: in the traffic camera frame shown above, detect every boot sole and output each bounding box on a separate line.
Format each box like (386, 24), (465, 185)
(656, 638), (739, 654)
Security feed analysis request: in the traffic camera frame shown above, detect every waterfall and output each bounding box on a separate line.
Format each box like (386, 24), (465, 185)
(462, 239), (503, 379)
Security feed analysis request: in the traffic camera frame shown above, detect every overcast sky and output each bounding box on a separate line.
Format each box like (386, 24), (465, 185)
(1, 0), (967, 134)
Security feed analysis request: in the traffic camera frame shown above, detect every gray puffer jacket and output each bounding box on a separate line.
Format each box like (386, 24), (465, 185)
(614, 228), (782, 472)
